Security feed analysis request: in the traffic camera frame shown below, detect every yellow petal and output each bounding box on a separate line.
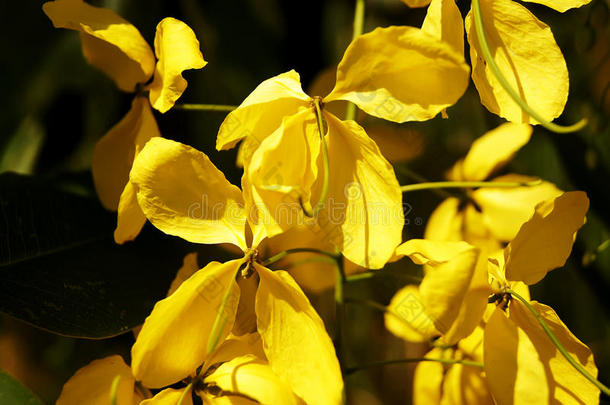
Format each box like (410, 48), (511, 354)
(385, 285), (439, 342)
(522, 0), (592, 13)
(244, 109), (321, 239)
(424, 197), (464, 241)
(472, 174), (563, 241)
(147, 18), (207, 113)
(216, 70), (310, 151)
(130, 137), (248, 250)
(504, 191), (589, 285)
(92, 97), (160, 211)
(205, 354), (304, 405)
(401, 0), (433, 7)
(413, 348), (444, 405)
(441, 363), (494, 405)
(442, 252), (491, 345)
(422, 0), (464, 55)
(168, 252), (200, 297)
(255, 264), (343, 405)
(42, 0), (155, 92)
(203, 333), (266, 371)
(509, 300), (600, 404)
(326, 26), (469, 122)
(484, 306), (550, 404)
(458, 123), (532, 182)
(56, 355), (136, 405)
(114, 181), (147, 244)
(324, 113), (404, 268)
(140, 388), (192, 405)
(397, 240), (479, 334)
(131, 260), (241, 388)
(465, 0), (569, 124)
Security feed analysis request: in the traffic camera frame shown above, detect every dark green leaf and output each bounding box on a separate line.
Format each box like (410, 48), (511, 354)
(0, 370), (44, 405)
(0, 172), (192, 338)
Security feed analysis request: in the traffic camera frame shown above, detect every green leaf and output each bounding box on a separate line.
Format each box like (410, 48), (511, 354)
(0, 116), (45, 175)
(0, 370), (44, 405)
(0, 172), (192, 338)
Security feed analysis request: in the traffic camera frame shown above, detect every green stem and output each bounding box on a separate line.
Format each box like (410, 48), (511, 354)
(173, 104), (237, 112)
(301, 97), (331, 217)
(109, 375), (121, 405)
(262, 248), (340, 267)
(400, 179), (541, 193)
(206, 267), (241, 354)
(344, 0), (365, 121)
(507, 289), (610, 397)
(345, 357), (484, 376)
(177, 383), (193, 405)
(345, 271), (422, 283)
(471, 0), (587, 133)
(335, 255), (347, 373)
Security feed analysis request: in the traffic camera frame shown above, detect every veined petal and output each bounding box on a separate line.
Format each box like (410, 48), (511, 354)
(130, 137), (248, 250)
(457, 123), (532, 182)
(255, 264), (343, 405)
(114, 181), (147, 244)
(132, 260), (241, 388)
(424, 197), (464, 241)
(56, 355), (136, 405)
(522, 0), (592, 13)
(147, 18), (207, 113)
(422, 0), (464, 55)
(472, 174), (562, 242)
(140, 388), (192, 405)
(92, 97), (160, 211)
(326, 26), (469, 123)
(42, 0), (155, 92)
(484, 307), (549, 404)
(385, 285), (439, 342)
(504, 191), (589, 285)
(244, 109), (321, 239)
(324, 113), (403, 269)
(216, 70), (310, 151)
(465, 0), (569, 124)
(203, 333), (266, 371)
(205, 355), (304, 405)
(396, 240), (479, 334)
(509, 300), (600, 404)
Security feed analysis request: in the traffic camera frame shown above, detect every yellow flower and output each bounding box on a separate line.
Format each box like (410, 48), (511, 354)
(385, 239), (488, 345)
(215, 25), (470, 268)
(484, 191), (600, 404)
(128, 137), (343, 405)
(406, 0), (590, 124)
(426, 122), (562, 245)
(42, 0), (206, 243)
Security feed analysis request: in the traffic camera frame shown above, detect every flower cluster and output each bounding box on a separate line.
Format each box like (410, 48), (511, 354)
(43, 0), (606, 404)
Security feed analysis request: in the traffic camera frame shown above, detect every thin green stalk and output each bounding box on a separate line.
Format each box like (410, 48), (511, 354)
(177, 383), (193, 405)
(471, 0), (586, 133)
(301, 97), (330, 217)
(206, 267), (241, 354)
(109, 375), (121, 405)
(400, 179), (541, 193)
(335, 255), (347, 372)
(507, 289), (610, 397)
(262, 248), (340, 267)
(345, 357), (484, 376)
(173, 103), (237, 112)
(345, 271), (422, 283)
(344, 0), (365, 121)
